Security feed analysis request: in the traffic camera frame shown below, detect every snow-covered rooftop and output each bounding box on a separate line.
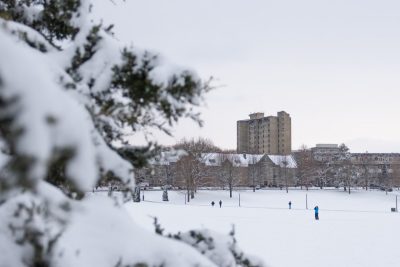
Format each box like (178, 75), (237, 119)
(150, 152), (297, 168)
(267, 155), (297, 168)
(201, 153), (264, 167)
(202, 153), (297, 168)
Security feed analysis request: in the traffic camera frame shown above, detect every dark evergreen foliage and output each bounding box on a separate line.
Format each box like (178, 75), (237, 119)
(0, 0), (210, 192)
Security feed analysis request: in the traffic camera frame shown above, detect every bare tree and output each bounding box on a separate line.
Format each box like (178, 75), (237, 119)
(175, 154), (196, 202)
(163, 164), (174, 187)
(134, 167), (151, 186)
(335, 144), (360, 194)
(174, 138), (221, 192)
(392, 165), (400, 189)
(314, 160), (336, 189)
(295, 145), (316, 190)
(361, 154), (371, 190)
(380, 164), (393, 195)
(217, 153), (240, 198)
(337, 144), (351, 193)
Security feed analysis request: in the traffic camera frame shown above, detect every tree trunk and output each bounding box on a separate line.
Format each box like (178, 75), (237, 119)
(285, 168), (288, 193)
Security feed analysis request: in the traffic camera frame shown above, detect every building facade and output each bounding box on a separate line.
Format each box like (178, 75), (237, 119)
(136, 153), (298, 188)
(305, 144), (400, 188)
(350, 153), (400, 187)
(237, 111), (291, 155)
(311, 144), (341, 161)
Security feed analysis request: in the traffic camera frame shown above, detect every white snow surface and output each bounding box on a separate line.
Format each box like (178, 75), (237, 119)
(52, 195), (217, 267)
(125, 189), (400, 267)
(0, 185), (221, 267)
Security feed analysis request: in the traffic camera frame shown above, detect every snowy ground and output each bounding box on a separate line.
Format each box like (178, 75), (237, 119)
(122, 189), (400, 267)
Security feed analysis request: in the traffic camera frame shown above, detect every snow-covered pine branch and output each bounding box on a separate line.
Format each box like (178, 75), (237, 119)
(0, 1), (263, 267)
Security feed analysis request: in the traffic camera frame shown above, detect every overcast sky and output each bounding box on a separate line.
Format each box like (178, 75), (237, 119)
(95, 0), (400, 152)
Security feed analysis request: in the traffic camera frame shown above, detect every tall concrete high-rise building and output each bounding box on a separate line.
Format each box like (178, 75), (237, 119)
(237, 111), (291, 155)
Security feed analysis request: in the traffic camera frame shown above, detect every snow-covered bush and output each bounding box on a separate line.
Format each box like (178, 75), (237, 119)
(174, 229), (266, 267)
(162, 188), (169, 201)
(153, 218), (265, 267)
(0, 1), (264, 266)
(133, 186), (141, 202)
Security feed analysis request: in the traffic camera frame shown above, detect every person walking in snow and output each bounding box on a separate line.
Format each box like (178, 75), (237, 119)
(211, 201), (215, 207)
(219, 200), (222, 208)
(314, 206), (319, 220)
(288, 201), (292, 209)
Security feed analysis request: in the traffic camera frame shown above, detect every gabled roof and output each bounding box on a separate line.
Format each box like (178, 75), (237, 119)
(201, 153), (264, 167)
(150, 151), (297, 168)
(267, 155), (297, 168)
(202, 153), (297, 168)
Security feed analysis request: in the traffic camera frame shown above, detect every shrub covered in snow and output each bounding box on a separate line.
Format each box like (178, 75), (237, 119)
(174, 229), (266, 267)
(0, 0), (264, 266)
(153, 218), (266, 267)
(162, 188), (169, 201)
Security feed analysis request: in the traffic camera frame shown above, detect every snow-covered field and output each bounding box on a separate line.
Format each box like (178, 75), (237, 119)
(124, 189), (400, 267)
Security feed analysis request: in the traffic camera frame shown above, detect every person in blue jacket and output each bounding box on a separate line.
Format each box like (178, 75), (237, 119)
(314, 206), (319, 220)
(288, 201), (292, 209)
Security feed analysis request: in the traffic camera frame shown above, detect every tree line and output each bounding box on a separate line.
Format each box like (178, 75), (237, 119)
(296, 144), (400, 194)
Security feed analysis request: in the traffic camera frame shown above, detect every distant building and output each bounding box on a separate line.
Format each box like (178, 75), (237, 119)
(351, 153), (400, 165)
(350, 153), (400, 187)
(237, 111), (291, 155)
(311, 144), (341, 161)
(308, 144), (400, 187)
(136, 152), (298, 188)
(200, 153), (297, 187)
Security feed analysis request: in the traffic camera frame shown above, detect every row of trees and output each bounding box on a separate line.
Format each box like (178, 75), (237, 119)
(296, 144), (400, 194)
(174, 138), (220, 201)
(139, 141), (400, 199)
(141, 138), (294, 199)
(134, 138), (252, 201)
(175, 151), (246, 200)
(173, 138), (243, 201)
